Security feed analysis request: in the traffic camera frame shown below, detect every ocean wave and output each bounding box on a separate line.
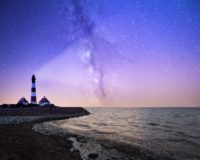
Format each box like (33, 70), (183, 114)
(33, 108), (200, 160)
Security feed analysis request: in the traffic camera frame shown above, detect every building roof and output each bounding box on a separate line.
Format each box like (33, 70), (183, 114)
(18, 97), (29, 104)
(39, 96), (50, 104)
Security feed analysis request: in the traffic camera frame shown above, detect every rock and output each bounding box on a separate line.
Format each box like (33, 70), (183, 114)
(88, 153), (98, 159)
(77, 137), (87, 143)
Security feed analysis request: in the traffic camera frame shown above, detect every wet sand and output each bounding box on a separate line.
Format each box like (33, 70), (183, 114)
(0, 123), (82, 160)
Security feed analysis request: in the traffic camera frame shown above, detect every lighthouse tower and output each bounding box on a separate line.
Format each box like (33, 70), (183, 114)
(31, 74), (37, 104)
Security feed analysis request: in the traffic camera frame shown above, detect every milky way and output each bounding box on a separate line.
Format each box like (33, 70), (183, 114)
(62, 0), (136, 99)
(65, 0), (106, 98)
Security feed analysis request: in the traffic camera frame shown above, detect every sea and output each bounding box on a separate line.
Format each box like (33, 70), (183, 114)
(33, 107), (200, 160)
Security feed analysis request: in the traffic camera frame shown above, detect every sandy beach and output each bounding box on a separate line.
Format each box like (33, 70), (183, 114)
(0, 123), (82, 160)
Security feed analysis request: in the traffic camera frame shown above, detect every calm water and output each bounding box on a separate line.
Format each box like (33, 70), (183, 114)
(34, 108), (200, 160)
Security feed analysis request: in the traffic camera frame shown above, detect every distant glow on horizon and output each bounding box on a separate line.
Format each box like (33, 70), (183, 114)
(0, 0), (200, 107)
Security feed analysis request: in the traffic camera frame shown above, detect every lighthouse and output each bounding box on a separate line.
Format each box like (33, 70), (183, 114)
(31, 74), (37, 104)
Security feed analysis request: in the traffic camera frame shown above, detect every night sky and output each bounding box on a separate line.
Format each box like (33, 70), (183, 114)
(0, 0), (200, 107)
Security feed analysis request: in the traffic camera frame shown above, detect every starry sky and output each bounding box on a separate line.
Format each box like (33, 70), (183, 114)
(0, 0), (200, 107)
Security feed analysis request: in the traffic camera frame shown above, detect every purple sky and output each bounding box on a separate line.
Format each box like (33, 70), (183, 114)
(0, 0), (200, 107)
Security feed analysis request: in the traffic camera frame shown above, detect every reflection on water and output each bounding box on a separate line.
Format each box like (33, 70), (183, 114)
(34, 108), (200, 160)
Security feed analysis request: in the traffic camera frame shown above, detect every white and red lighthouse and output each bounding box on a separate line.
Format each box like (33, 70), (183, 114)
(31, 74), (37, 104)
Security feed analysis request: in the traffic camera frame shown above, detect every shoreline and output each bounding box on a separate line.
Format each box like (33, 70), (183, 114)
(0, 113), (88, 125)
(0, 108), (89, 160)
(0, 123), (82, 160)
